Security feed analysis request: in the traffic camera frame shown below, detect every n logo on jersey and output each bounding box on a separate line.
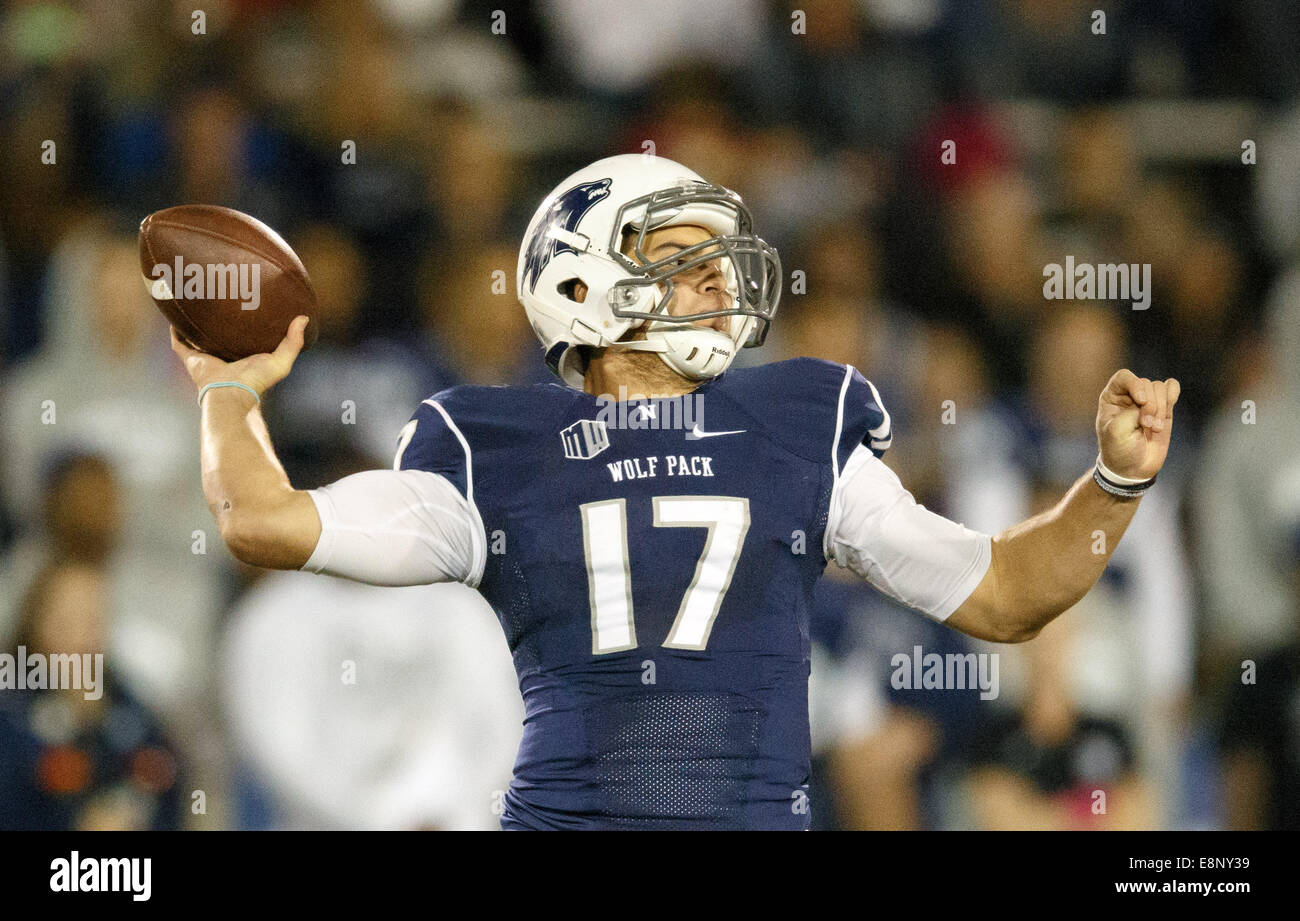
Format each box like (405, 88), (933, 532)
(522, 178), (612, 294)
(562, 419), (610, 460)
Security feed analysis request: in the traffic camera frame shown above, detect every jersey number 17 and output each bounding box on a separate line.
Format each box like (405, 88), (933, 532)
(579, 496), (750, 655)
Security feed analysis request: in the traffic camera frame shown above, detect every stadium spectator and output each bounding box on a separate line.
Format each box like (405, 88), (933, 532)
(538, 0), (768, 95)
(1195, 261), (1300, 699)
(0, 222), (230, 722)
(220, 572), (522, 830)
(0, 450), (122, 643)
(0, 560), (185, 831)
(1218, 603), (1300, 830)
(962, 616), (1157, 831)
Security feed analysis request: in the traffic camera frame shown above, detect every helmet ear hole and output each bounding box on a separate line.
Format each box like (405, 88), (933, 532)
(557, 278), (587, 303)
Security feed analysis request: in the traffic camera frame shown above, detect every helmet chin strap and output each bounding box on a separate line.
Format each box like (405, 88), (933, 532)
(612, 324), (738, 380)
(604, 262), (745, 380)
(610, 336), (670, 354)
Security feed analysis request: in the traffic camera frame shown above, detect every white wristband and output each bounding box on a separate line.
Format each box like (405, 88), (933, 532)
(1096, 455), (1153, 486)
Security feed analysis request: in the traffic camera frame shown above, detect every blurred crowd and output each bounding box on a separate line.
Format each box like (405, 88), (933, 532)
(1, 0), (1298, 830)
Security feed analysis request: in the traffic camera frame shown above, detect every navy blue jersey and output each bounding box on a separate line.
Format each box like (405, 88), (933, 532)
(397, 357), (890, 829)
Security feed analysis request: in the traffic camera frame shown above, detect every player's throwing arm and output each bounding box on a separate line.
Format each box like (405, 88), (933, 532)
(170, 315), (322, 569)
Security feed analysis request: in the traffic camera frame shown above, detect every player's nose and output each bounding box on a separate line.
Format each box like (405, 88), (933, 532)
(692, 266), (730, 329)
(696, 262), (725, 295)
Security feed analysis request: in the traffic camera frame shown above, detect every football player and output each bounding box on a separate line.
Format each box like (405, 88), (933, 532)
(171, 154), (1180, 829)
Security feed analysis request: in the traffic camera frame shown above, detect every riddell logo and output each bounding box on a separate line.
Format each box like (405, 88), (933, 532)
(145, 255), (261, 310)
(50, 851), (151, 901)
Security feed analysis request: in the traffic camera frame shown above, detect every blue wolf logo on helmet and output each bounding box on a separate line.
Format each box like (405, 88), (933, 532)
(521, 178), (612, 294)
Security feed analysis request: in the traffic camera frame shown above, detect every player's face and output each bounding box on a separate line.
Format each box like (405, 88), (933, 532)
(632, 224), (732, 333)
(569, 224), (736, 337)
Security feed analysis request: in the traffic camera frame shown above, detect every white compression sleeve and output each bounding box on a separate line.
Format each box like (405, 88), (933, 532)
(301, 468), (486, 587)
(825, 444), (991, 621)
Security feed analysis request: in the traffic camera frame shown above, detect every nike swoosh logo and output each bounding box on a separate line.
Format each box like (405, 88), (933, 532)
(686, 424), (747, 440)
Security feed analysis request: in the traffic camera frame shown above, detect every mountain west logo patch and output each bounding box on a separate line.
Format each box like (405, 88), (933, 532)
(561, 419), (610, 460)
(522, 178), (612, 294)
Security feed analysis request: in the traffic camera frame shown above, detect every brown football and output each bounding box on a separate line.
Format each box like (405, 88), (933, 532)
(139, 204), (318, 361)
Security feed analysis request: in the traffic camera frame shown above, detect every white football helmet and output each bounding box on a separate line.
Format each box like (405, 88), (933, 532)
(517, 154), (781, 388)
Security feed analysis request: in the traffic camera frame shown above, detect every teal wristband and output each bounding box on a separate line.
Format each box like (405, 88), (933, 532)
(198, 381), (261, 407)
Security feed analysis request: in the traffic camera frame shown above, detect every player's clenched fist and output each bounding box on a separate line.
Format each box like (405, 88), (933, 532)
(1095, 368), (1181, 481)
